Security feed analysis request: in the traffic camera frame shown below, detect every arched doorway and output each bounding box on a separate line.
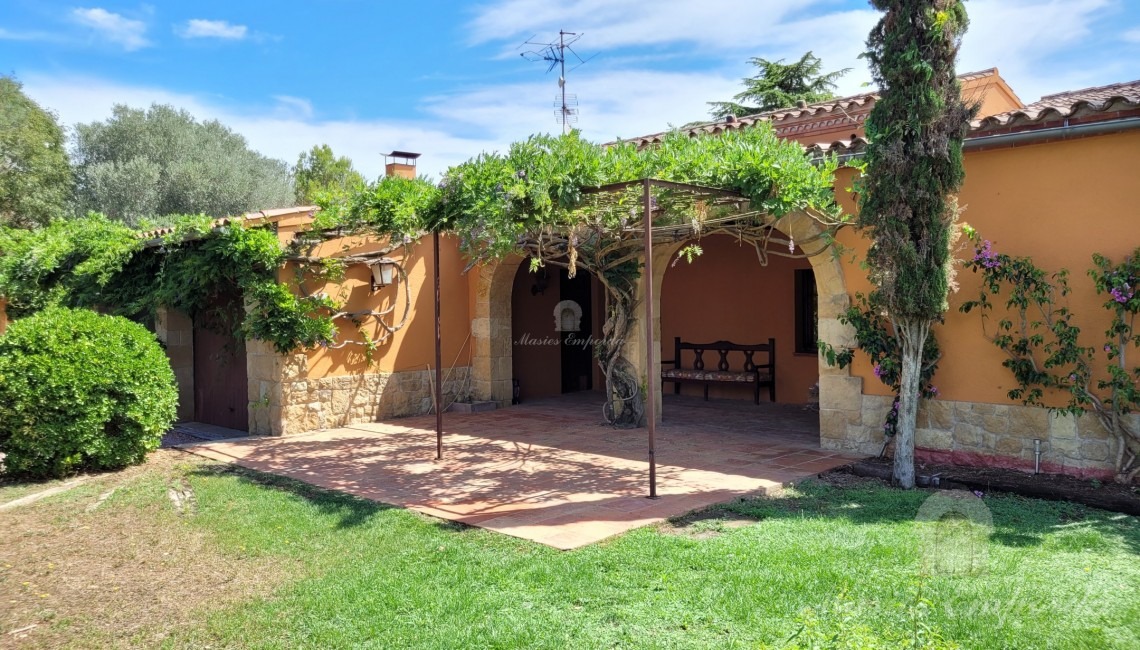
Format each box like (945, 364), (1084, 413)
(509, 264), (603, 401)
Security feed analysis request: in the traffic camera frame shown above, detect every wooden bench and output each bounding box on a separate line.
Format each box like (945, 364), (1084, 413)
(661, 337), (776, 404)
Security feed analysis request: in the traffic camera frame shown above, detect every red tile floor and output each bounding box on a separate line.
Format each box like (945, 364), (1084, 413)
(183, 393), (861, 549)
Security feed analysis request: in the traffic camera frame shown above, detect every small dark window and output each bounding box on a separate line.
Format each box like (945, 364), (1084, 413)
(794, 269), (818, 354)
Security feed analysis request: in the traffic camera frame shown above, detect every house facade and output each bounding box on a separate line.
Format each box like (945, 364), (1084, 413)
(35, 70), (1136, 482)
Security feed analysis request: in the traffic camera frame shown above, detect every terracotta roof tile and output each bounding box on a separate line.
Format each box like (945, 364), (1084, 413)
(957, 68), (999, 83)
(138, 206), (317, 242)
(622, 92), (875, 148)
(629, 72), (1138, 158)
(618, 70), (1010, 149)
(971, 79), (1140, 134)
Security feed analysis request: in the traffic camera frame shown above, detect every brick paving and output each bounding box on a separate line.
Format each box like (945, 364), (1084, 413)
(183, 393), (860, 549)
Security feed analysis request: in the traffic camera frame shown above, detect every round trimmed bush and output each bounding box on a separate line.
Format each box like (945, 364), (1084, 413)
(0, 307), (178, 478)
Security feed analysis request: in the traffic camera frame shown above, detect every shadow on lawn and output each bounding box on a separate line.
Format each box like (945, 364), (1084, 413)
(190, 463), (394, 530)
(719, 478), (1140, 556)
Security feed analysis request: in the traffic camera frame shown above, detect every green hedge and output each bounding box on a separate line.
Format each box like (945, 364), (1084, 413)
(0, 307), (178, 478)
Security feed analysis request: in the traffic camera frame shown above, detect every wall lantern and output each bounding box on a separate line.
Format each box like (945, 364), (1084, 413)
(370, 259), (398, 291)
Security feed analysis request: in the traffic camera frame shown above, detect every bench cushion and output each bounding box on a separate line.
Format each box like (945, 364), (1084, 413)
(662, 369), (765, 383)
(662, 368), (773, 382)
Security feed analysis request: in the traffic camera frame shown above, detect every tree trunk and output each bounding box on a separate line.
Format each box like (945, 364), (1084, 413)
(894, 318), (930, 489)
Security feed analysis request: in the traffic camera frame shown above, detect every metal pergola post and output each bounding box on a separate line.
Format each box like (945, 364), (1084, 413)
(643, 178), (657, 499)
(433, 231), (444, 460)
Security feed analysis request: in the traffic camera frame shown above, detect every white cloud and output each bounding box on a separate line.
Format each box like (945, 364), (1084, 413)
(179, 19), (248, 40)
(70, 7), (149, 51)
(19, 75), (504, 181)
(17, 68), (742, 182)
(467, 0), (1136, 109)
(0, 27), (67, 43)
(272, 95), (315, 120)
(1124, 27), (1140, 43)
(423, 69), (743, 143)
(959, 0), (1117, 100)
(470, 0), (839, 51)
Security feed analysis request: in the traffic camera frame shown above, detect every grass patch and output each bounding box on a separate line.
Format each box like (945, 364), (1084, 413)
(3, 454), (1139, 648)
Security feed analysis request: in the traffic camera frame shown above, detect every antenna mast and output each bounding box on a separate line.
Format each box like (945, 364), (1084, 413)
(520, 30), (594, 133)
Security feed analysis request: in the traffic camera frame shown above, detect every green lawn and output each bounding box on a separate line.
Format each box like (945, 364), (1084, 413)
(5, 458), (1140, 649)
(179, 464), (1139, 649)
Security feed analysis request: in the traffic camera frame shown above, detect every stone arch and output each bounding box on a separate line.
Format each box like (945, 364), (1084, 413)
(470, 254), (525, 405)
(638, 211), (858, 441)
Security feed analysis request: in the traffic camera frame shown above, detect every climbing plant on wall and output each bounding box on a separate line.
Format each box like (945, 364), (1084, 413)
(0, 213), (339, 354)
(961, 238), (1140, 483)
(820, 292), (942, 450)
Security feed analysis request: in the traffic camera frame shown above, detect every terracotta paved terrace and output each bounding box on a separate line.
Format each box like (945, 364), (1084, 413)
(183, 393), (861, 549)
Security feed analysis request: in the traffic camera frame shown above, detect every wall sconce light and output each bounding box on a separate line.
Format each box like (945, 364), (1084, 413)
(370, 259), (397, 291)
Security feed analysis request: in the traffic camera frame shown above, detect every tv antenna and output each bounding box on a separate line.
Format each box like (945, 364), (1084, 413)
(520, 30), (595, 133)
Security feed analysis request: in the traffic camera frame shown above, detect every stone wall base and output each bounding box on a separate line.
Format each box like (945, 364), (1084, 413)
(821, 394), (1133, 481)
(250, 364), (471, 436)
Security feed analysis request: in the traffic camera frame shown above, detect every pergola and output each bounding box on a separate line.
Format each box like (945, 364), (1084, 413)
(430, 177), (814, 498)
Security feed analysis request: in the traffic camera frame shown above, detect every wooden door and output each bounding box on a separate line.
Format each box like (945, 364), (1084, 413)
(193, 316), (249, 432)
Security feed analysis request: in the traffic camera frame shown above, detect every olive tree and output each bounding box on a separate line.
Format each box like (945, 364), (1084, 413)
(73, 104), (294, 226)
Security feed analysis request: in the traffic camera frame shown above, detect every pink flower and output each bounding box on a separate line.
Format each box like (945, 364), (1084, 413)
(973, 240), (1001, 269)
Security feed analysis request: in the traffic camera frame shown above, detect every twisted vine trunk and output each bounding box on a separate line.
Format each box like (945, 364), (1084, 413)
(595, 273), (644, 427)
(895, 318), (930, 489)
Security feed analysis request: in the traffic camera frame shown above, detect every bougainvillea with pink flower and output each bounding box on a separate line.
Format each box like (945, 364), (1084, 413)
(820, 292), (941, 446)
(961, 237), (1140, 483)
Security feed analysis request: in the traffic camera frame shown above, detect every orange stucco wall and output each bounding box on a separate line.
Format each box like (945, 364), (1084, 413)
(274, 223), (472, 378)
(836, 129), (1140, 405)
(961, 74), (1024, 118)
(661, 234), (817, 404)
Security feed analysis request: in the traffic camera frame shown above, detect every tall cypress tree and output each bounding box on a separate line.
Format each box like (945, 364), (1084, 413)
(859, 0), (975, 488)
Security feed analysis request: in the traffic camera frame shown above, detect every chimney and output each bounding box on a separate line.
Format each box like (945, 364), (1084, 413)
(384, 151), (421, 179)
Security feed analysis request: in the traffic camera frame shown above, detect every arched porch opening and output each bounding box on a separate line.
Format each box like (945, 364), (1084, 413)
(639, 210), (857, 444)
(469, 208), (858, 448)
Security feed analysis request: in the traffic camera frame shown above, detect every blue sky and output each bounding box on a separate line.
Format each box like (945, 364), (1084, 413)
(3, 0), (1139, 178)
